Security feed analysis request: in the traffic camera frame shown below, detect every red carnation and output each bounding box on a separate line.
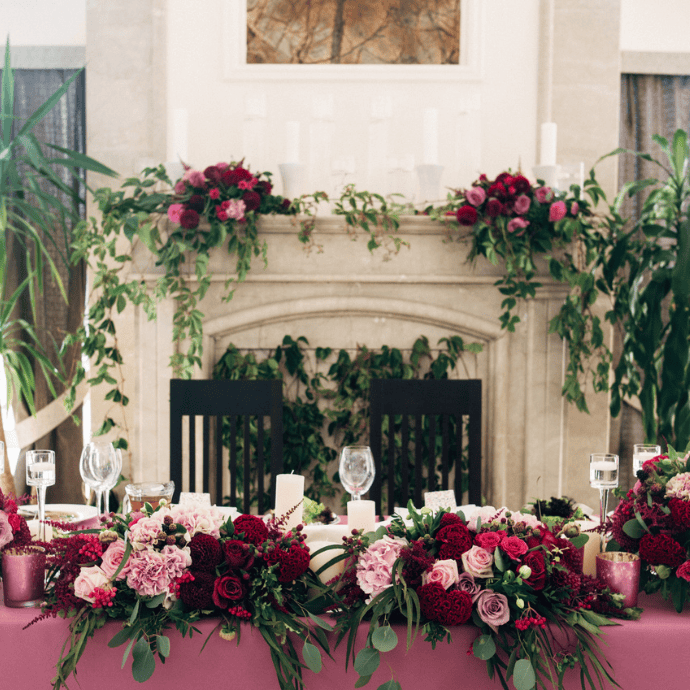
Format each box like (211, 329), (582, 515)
(436, 524), (473, 561)
(212, 574), (246, 609)
(264, 544), (311, 583)
(188, 194), (205, 213)
(189, 533), (223, 571)
(233, 514), (268, 546)
(669, 498), (690, 531)
(179, 570), (215, 609)
(204, 166), (222, 185)
(474, 531), (502, 551)
(179, 209), (200, 229)
(224, 539), (253, 569)
(486, 198), (503, 218)
(242, 191), (261, 212)
(456, 205), (478, 227)
(521, 550), (546, 590)
(639, 533), (686, 568)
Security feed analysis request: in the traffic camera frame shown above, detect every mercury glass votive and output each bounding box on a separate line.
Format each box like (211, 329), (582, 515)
(2, 546), (46, 608)
(595, 552), (641, 608)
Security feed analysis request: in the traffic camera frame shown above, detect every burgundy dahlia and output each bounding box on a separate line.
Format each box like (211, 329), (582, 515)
(242, 191), (261, 212)
(188, 194), (205, 213)
(203, 166), (222, 185)
(189, 533), (223, 570)
(456, 205), (478, 226)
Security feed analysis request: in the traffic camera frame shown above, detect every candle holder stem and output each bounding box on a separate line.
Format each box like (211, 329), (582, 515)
(37, 485), (47, 542)
(598, 488), (609, 551)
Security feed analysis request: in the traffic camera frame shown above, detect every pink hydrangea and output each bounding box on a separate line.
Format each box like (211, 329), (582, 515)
(174, 180), (187, 194)
(0, 511), (13, 549)
(356, 535), (407, 602)
(100, 539), (130, 580)
(465, 186), (486, 207)
(549, 200), (567, 222)
(509, 511), (544, 531)
(666, 472), (690, 501)
(182, 169), (206, 188)
(465, 506), (506, 532)
(129, 516), (164, 549)
(126, 549), (171, 597)
(421, 559), (459, 590)
(170, 504), (224, 539)
(74, 565), (111, 603)
(167, 203), (186, 224)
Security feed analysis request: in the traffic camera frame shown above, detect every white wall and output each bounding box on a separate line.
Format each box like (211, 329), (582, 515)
(620, 0), (690, 52)
(0, 0), (85, 46)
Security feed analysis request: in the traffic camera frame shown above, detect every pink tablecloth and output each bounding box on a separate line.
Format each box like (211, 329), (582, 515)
(1, 589), (688, 689)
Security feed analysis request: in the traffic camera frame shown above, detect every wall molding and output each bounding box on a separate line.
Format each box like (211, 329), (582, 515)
(621, 51), (690, 76)
(9, 46), (85, 69)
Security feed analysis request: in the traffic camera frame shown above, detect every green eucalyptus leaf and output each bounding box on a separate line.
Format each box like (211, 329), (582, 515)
(302, 641), (322, 673)
(354, 675), (373, 688)
(354, 647), (381, 677)
(622, 518), (646, 539)
(157, 635), (170, 658)
(472, 634), (496, 661)
(371, 625), (398, 653)
(512, 659), (537, 690)
(131, 637), (156, 683)
(376, 681), (402, 690)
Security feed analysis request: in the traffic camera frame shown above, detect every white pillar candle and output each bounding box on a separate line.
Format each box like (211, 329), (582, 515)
(308, 540), (346, 585)
(348, 500), (376, 534)
(285, 121), (300, 164)
(423, 108), (439, 165)
(576, 519), (601, 576)
(540, 122), (557, 166)
(274, 474), (305, 532)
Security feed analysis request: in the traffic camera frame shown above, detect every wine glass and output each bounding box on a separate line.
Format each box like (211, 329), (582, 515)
(339, 446), (375, 501)
(589, 453), (619, 549)
(80, 441), (118, 515)
(632, 443), (661, 476)
(26, 449), (56, 542)
(0, 440), (4, 475)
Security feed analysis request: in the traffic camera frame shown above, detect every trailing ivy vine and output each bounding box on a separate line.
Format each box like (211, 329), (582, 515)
(213, 334), (482, 509)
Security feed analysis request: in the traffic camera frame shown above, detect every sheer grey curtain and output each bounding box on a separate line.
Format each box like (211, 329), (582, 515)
(6, 69), (87, 502)
(617, 74), (690, 483)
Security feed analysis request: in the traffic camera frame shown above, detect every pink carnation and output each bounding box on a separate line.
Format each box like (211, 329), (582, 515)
(161, 544), (192, 579)
(465, 186), (486, 207)
(549, 200), (567, 222)
(666, 472), (690, 501)
(126, 550), (171, 597)
(225, 199), (246, 222)
(167, 203), (186, 224)
(238, 177), (258, 191)
(216, 209), (229, 222)
(0, 511), (13, 549)
(129, 517), (164, 549)
(209, 188), (220, 200)
(513, 195), (531, 215)
(356, 536), (407, 602)
(170, 505), (224, 539)
(100, 539), (130, 580)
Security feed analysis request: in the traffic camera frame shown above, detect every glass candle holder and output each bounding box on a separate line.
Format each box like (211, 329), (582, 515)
(2, 546), (46, 608)
(124, 481), (175, 512)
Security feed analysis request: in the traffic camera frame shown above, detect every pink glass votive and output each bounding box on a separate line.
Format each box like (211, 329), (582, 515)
(595, 552), (641, 608)
(2, 547), (46, 608)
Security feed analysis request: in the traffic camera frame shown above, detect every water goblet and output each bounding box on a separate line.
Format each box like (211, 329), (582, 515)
(25, 449), (56, 542)
(79, 441), (118, 515)
(589, 453), (619, 549)
(632, 444), (661, 476)
(339, 445), (375, 501)
(0, 440), (4, 475)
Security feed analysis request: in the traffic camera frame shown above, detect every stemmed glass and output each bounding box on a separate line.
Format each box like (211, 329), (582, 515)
(339, 446), (375, 501)
(0, 440), (4, 475)
(589, 453), (619, 549)
(80, 441), (118, 515)
(632, 444), (661, 476)
(26, 449), (56, 542)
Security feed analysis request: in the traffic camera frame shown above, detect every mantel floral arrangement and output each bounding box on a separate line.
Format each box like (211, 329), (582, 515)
(608, 446), (690, 612)
(35, 502), (331, 690)
(328, 503), (635, 690)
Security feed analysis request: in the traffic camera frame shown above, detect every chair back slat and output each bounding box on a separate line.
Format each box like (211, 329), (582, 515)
(169, 380), (283, 512)
(369, 379), (482, 515)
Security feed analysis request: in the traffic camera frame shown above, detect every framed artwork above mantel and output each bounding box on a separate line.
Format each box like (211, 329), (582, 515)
(223, 0), (483, 82)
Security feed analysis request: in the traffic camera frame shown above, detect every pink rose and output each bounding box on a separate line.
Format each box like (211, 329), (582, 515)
(456, 571), (482, 601)
(475, 590), (510, 632)
(421, 559), (460, 590)
(499, 536), (528, 560)
(549, 200), (566, 222)
(677, 561), (690, 582)
(186, 170), (206, 188)
(167, 203), (186, 224)
(126, 550), (171, 597)
(465, 186), (486, 207)
(0, 512), (13, 549)
(461, 545), (494, 578)
(535, 186), (552, 204)
(100, 540), (130, 580)
(513, 195), (531, 215)
(570, 201), (579, 216)
(356, 536), (407, 602)
(474, 531), (502, 551)
(74, 565), (111, 603)
(507, 217), (530, 234)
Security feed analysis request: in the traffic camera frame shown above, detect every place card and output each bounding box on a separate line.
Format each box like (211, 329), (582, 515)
(424, 490), (457, 511)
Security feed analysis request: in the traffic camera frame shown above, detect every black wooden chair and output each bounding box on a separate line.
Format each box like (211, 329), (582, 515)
(369, 379), (482, 515)
(169, 379), (283, 514)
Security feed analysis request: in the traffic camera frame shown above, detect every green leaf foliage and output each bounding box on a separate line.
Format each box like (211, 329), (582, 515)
(512, 659), (537, 690)
(473, 634), (496, 661)
(302, 641), (322, 673)
(355, 647), (381, 677)
(371, 625), (398, 653)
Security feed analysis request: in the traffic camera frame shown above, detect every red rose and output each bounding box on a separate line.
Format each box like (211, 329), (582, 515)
(499, 536), (528, 560)
(242, 191), (261, 212)
(179, 209), (200, 229)
(521, 550), (546, 590)
(487, 182), (507, 200)
(223, 539), (253, 569)
(639, 533), (686, 568)
(189, 533), (223, 571)
(512, 175), (531, 194)
(212, 574), (246, 609)
(203, 166), (222, 185)
(486, 198), (503, 218)
(456, 205), (478, 226)
(233, 514), (268, 546)
(436, 524), (473, 561)
(474, 531), (502, 551)
(669, 498), (690, 531)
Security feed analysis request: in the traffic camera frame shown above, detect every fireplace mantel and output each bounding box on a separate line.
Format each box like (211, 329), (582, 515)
(103, 215), (608, 510)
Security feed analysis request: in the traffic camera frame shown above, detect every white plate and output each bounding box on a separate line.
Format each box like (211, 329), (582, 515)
(18, 503), (98, 523)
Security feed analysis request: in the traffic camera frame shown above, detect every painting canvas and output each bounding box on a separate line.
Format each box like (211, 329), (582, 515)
(247, 0), (461, 65)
